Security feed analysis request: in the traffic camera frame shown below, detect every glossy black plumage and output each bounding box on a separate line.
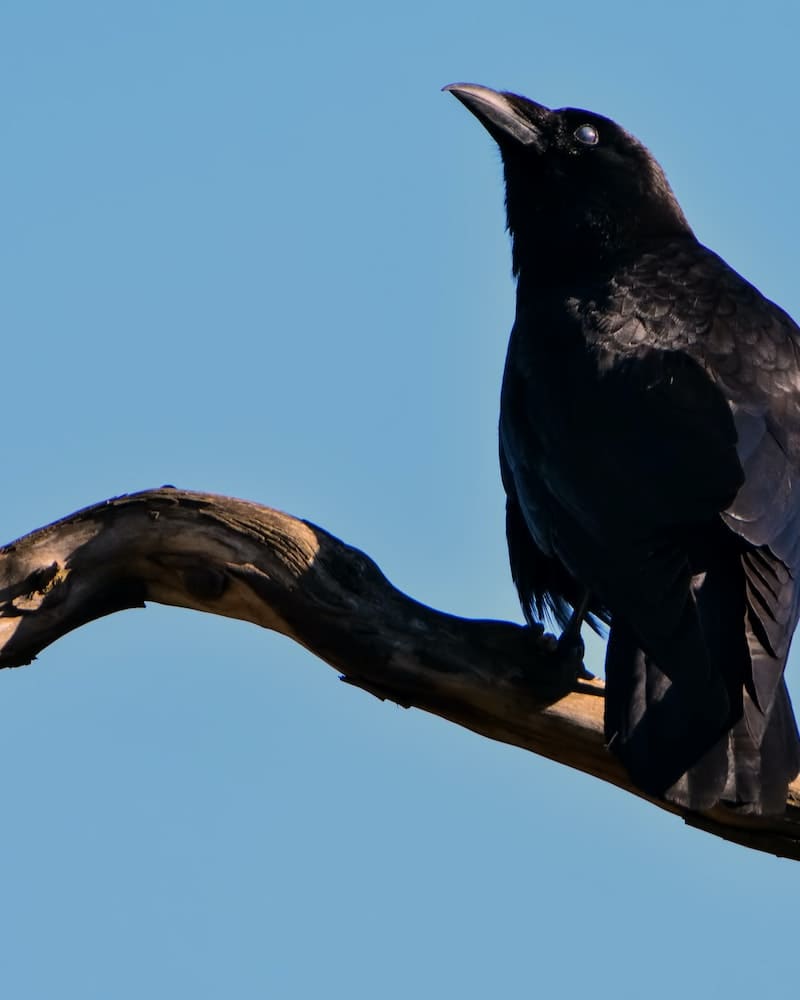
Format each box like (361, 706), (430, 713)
(447, 83), (800, 813)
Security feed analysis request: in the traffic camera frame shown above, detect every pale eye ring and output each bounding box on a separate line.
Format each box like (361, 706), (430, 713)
(574, 123), (599, 145)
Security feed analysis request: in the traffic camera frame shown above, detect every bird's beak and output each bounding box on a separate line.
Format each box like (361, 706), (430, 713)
(443, 83), (549, 150)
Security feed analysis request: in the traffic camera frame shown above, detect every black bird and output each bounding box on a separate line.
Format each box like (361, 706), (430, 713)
(446, 83), (800, 814)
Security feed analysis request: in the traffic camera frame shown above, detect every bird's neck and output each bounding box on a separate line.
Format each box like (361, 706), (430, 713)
(510, 233), (621, 287)
(510, 229), (696, 289)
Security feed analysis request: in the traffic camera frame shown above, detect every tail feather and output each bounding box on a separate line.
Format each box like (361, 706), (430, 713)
(604, 619), (733, 808)
(604, 532), (799, 815)
(666, 683), (799, 814)
(605, 617), (799, 816)
(726, 681), (800, 815)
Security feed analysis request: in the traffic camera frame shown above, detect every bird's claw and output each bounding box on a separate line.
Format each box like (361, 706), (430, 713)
(525, 626), (587, 701)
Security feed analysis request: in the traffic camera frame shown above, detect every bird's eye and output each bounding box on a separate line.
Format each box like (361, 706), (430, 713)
(574, 124), (599, 146)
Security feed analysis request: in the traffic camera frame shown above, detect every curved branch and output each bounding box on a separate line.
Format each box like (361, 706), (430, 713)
(1, 487), (798, 858)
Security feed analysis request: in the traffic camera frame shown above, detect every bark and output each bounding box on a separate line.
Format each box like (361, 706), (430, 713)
(1, 487), (798, 859)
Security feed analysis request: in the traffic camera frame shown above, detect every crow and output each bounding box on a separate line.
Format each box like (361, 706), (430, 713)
(446, 83), (800, 814)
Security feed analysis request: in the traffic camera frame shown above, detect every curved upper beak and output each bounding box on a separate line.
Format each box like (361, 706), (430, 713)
(443, 83), (549, 150)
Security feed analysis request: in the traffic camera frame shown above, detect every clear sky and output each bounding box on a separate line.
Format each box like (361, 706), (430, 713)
(3, 2), (800, 997)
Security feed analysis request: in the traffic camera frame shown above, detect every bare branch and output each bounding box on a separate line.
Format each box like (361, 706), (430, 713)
(1, 487), (799, 859)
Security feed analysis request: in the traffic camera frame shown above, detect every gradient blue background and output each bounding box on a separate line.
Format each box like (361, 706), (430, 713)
(3, 3), (799, 997)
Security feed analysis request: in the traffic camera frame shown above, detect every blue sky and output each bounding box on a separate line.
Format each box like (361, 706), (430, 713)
(3, 2), (800, 997)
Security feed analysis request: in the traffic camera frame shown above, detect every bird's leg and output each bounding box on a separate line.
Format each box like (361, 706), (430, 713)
(559, 590), (589, 652)
(520, 591), (594, 700)
(530, 592), (592, 701)
(556, 590), (592, 680)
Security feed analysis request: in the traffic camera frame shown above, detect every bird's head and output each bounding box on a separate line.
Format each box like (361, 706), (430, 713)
(444, 83), (692, 280)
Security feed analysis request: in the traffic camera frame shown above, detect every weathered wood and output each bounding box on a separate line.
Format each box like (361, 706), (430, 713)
(1, 487), (799, 859)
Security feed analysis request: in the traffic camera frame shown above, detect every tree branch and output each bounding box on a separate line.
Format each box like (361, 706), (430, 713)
(1, 487), (799, 859)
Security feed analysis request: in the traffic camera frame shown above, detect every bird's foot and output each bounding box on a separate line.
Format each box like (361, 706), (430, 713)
(525, 625), (589, 701)
(557, 620), (585, 666)
(556, 624), (592, 680)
